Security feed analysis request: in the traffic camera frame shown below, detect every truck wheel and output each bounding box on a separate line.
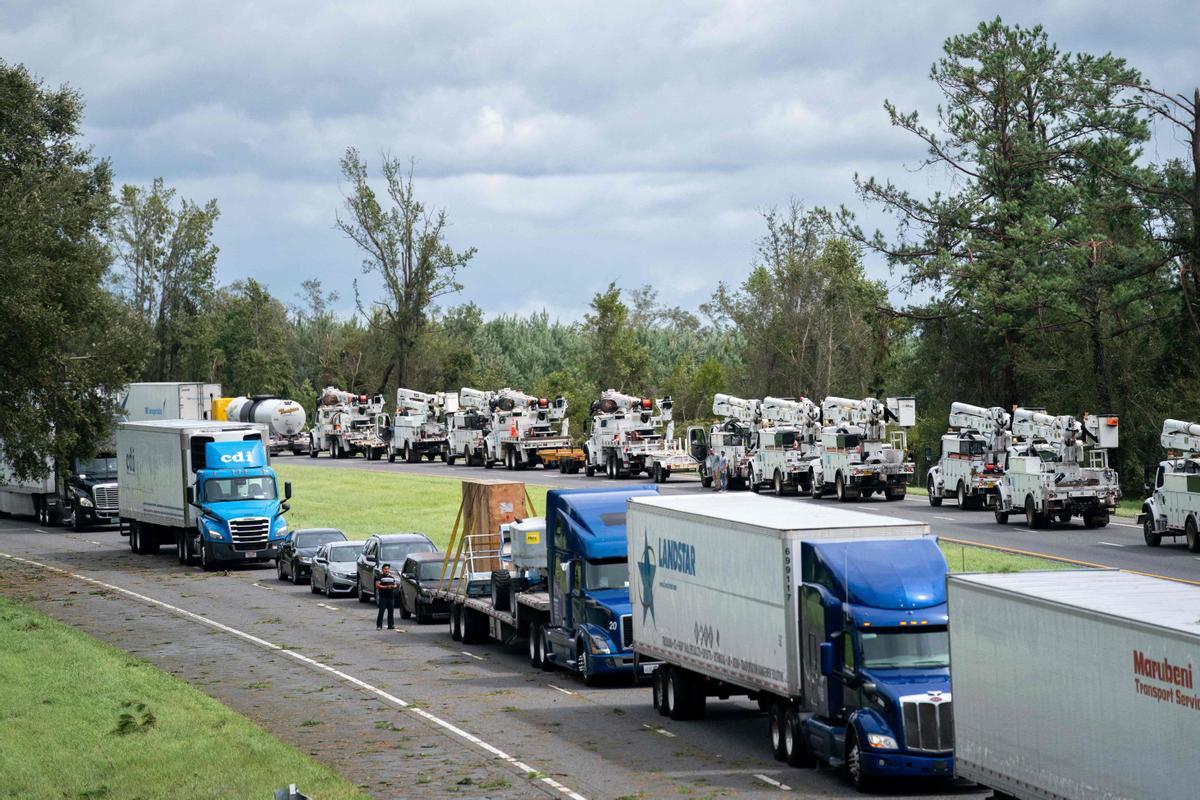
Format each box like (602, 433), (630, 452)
(784, 708), (813, 767)
(577, 638), (598, 686)
(483, 454), (494, 469)
(491, 570), (512, 612)
(657, 667), (673, 717)
(606, 452), (616, 479)
(957, 481), (967, 507)
(464, 446), (473, 466)
(1144, 517), (1162, 547)
(667, 667), (694, 719)
(846, 735), (874, 792)
(927, 478), (942, 506)
(1025, 495), (1042, 529)
(995, 508), (1010, 524)
(199, 541), (216, 572)
(136, 524), (158, 554)
(768, 701), (788, 761)
(308, 445), (317, 458)
(406, 445), (420, 464)
(70, 508), (86, 533)
(176, 531), (189, 565)
(836, 474), (849, 503)
(1187, 517), (1200, 553)
(1057, 511), (1073, 525)
(810, 472), (822, 499)
(447, 453), (457, 466)
(651, 667), (664, 712)
(774, 470), (785, 496)
(701, 472), (713, 489)
(450, 605), (462, 641)
(653, 464), (666, 484)
(585, 462), (595, 478)
(527, 625), (540, 666)
(539, 628), (555, 671)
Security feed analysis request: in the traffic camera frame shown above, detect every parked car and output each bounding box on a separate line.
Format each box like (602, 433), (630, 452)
(310, 540), (367, 597)
(277, 528), (347, 584)
(398, 551), (452, 623)
(356, 532), (437, 604)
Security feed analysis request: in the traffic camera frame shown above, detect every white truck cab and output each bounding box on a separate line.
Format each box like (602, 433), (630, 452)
(1140, 419), (1200, 549)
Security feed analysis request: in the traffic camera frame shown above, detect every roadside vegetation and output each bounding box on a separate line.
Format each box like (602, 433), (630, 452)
(0, 597), (369, 800)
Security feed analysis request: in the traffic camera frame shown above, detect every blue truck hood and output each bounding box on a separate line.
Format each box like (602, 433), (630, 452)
(545, 486), (660, 560)
(859, 666), (951, 705)
(586, 587), (632, 617)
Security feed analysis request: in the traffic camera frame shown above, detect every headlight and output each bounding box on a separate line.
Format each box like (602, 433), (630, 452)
(77, 496), (94, 508)
(866, 733), (898, 750)
(203, 522), (225, 540)
(587, 633), (612, 654)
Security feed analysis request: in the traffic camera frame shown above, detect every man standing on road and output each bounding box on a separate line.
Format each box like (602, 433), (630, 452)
(718, 451), (730, 492)
(375, 563), (398, 630)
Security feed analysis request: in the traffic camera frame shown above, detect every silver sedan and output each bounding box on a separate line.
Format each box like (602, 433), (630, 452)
(310, 540), (367, 598)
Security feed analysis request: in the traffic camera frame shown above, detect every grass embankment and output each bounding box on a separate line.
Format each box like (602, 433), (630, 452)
(277, 464), (1065, 573)
(276, 463), (550, 549)
(0, 597), (368, 800)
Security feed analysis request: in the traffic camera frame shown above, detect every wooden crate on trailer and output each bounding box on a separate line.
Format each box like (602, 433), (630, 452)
(460, 479), (527, 574)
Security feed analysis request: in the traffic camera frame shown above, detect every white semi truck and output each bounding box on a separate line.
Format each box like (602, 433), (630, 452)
(308, 387), (387, 460)
(949, 569), (1200, 800)
(816, 396), (915, 501)
(925, 402), (1010, 509)
(222, 396), (309, 456)
(1140, 419), (1200, 549)
(689, 394), (759, 489)
(748, 396), (823, 496)
(993, 407), (1119, 528)
(118, 382), (223, 422)
(583, 391), (695, 483)
(385, 388), (451, 464)
(483, 388), (571, 470)
(447, 388), (492, 466)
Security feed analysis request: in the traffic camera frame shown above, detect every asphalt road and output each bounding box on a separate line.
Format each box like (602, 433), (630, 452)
(283, 453), (1200, 585)
(0, 516), (984, 800)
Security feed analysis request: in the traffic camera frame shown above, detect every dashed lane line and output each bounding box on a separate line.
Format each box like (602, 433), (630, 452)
(641, 724), (676, 738)
(754, 774), (792, 791)
(1097, 542), (1126, 548)
(548, 684), (576, 696)
(315, 602), (341, 611)
(461, 650), (486, 661)
(0, 551), (589, 800)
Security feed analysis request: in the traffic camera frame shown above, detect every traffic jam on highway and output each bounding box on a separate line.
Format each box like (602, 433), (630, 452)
(3, 380), (1200, 799)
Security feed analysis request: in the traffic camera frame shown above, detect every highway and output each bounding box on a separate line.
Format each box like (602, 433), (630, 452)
(285, 453), (1198, 585)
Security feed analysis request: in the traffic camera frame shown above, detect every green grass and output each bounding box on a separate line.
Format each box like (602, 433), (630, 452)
(276, 463), (550, 549)
(939, 540), (1073, 573)
(0, 597), (369, 800)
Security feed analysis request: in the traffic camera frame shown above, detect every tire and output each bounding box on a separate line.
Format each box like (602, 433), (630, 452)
(528, 625), (541, 667)
(310, 575), (321, 594)
(774, 470), (785, 497)
(995, 509), (1010, 524)
(1025, 495), (1042, 529)
(1144, 516), (1162, 547)
(847, 735), (873, 792)
(539, 628), (555, 671)
(768, 701), (788, 761)
(277, 558), (288, 581)
(292, 564), (304, 585)
(450, 605), (462, 641)
(836, 474), (849, 503)
(308, 444), (318, 459)
(784, 708), (812, 767)
(928, 478), (942, 506)
(406, 444), (419, 464)
(324, 576), (334, 598)
(483, 453), (494, 469)
(653, 464), (666, 484)
(701, 473), (713, 489)
(199, 541), (216, 572)
(606, 452), (616, 479)
(658, 667), (673, 717)
(577, 639), (597, 686)
(1084, 511), (1109, 529)
(957, 481), (967, 508)
(387, 449), (396, 463)
(71, 508), (86, 533)
(505, 449), (515, 471)
(447, 454), (457, 466)
(464, 446), (473, 467)
(491, 570), (512, 612)
(176, 531), (189, 565)
(810, 471), (822, 499)
(136, 523), (158, 554)
(668, 667), (694, 719)
(1187, 517), (1200, 553)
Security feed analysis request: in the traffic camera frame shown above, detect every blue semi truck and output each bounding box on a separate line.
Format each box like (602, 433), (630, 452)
(117, 420), (291, 570)
(626, 494), (953, 791)
(439, 485), (657, 683)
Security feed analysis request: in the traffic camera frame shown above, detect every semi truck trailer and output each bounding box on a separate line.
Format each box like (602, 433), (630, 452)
(119, 382), (222, 422)
(438, 486), (657, 683)
(627, 494), (952, 790)
(117, 419), (291, 570)
(948, 569), (1200, 800)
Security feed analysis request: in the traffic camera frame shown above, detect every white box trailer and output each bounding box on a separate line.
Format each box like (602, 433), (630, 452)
(948, 570), (1200, 800)
(120, 382), (222, 422)
(626, 494), (928, 697)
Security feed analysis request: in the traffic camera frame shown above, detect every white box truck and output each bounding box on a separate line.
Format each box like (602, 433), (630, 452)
(627, 494), (955, 789)
(119, 382), (222, 422)
(948, 570), (1200, 800)
(117, 419), (291, 570)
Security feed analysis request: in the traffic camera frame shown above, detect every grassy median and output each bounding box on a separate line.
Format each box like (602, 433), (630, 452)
(275, 463), (1067, 572)
(0, 597), (369, 800)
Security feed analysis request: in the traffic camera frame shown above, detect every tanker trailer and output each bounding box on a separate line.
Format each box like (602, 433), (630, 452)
(224, 396), (310, 456)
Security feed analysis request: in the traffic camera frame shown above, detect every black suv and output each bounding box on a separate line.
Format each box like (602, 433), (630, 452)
(356, 533), (437, 604)
(277, 528), (347, 584)
(399, 551), (452, 623)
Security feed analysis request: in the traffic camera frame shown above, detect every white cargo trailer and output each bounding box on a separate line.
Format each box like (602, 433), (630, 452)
(948, 570), (1200, 800)
(120, 382), (222, 422)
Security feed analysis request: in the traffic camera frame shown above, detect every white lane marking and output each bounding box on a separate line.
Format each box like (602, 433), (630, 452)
(1097, 541), (1126, 548)
(1109, 521), (1139, 529)
(641, 724), (676, 738)
(316, 602), (341, 611)
(934, 515), (955, 521)
(0, 551), (588, 800)
(85, 540), (104, 546)
(548, 684), (576, 696)
(754, 774), (792, 791)
(461, 650), (485, 661)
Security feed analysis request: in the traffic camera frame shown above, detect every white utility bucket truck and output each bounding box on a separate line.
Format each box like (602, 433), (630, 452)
(993, 407), (1119, 528)
(925, 403), (1010, 509)
(689, 394), (759, 489)
(816, 396), (915, 501)
(385, 388), (451, 464)
(308, 387), (387, 460)
(482, 388), (571, 471)
(447, 388), (492, 466)
(747, 396), (823, 496)
(1140, 419), (1200, 549)
(583, 390), (695, 483)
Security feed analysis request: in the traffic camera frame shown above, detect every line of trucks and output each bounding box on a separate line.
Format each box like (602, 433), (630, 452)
(431, 482), (1200, 798)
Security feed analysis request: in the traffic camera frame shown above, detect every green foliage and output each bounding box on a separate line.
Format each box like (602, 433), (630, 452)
(0, 61), (143, 480)
(583, 282), (650, 393)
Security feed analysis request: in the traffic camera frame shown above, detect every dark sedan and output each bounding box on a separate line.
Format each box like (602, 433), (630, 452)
(277, 528), (347, 584)
(399, 551), (452, 623)
(356, 532), (437, 604)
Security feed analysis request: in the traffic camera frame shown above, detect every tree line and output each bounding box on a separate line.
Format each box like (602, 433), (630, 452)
(1, 18), (1196, 492)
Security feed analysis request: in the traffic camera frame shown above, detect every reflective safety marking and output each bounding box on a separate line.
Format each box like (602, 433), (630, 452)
(0, 551), (589, 800)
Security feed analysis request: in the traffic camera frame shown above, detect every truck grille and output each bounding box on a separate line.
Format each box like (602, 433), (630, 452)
(229, 518), (269, 550)
(900, 695), (954, 752)
(93, 484), (119, 513)
(621, 615), (633, 649)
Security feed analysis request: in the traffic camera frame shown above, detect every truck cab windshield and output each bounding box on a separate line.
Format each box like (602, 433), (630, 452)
(203, 476), (277, 503)
(859, 629), (949, 669)
(585, 559), (629, 590)
(74, 456), (117, 477)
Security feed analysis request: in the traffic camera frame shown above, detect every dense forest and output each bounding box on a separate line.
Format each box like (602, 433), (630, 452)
(2, 19), (1197, 493)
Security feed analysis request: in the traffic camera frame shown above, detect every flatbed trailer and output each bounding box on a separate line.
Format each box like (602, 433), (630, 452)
(537, 447), (585, 474)
(436, 587), (553, 662)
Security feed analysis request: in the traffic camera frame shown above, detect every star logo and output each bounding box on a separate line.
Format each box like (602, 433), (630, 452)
(638, 537), (656, 624)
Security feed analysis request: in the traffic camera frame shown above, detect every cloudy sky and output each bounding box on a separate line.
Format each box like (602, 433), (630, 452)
(3, 1), (1196, 319)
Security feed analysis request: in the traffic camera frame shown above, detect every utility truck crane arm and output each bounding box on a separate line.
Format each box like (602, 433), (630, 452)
(396, 387), (445, 415)
(712, 394), (759, 424)
(760, 396), (820, 427)
(1162, 419), (1200, 455)
(948, 402), (1010, 434)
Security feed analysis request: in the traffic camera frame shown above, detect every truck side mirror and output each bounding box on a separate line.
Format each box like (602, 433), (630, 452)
(819, 642), (833, 677)
(284, 481), (292, 501)
(923, 446), (933, 463)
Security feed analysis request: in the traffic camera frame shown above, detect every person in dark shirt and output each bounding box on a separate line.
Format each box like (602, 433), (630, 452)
(375, 563), (399, 630)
